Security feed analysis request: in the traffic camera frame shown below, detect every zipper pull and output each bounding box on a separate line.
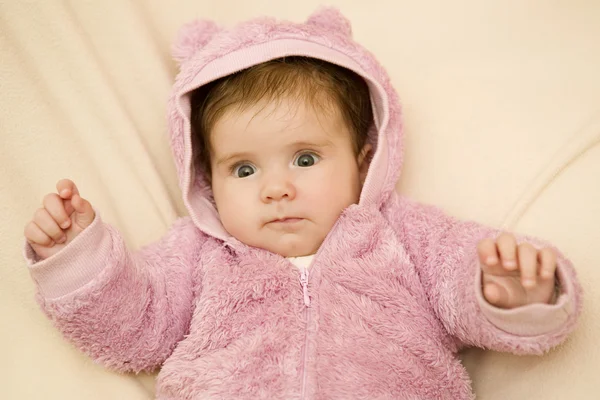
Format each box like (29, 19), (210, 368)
(299, 268), (311, 307)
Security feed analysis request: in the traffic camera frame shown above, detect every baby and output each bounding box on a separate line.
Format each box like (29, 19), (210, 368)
(23, 8), (581, 400)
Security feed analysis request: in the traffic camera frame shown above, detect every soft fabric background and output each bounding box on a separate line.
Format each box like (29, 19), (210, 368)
(1, 1), (598, 399)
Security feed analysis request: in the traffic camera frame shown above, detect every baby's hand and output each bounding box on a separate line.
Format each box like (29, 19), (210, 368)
(477, 233), (557, 309)
(24, 179), (95, 260)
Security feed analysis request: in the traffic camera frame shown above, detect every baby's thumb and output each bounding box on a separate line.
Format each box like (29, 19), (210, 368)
(71, 193), (96, 228)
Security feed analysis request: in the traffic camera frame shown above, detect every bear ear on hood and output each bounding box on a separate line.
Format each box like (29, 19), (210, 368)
(306, 7), (352, 37)
(172, 19), (222, 64)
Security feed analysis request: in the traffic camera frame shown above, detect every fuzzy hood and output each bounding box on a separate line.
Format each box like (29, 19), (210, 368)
(167, 7), (403, 244)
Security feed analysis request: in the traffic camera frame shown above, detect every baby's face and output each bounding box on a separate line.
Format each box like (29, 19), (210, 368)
(209, 98), (368, 257)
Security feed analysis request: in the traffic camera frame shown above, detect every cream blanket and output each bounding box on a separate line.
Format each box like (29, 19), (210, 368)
(1, 1), (598, 399)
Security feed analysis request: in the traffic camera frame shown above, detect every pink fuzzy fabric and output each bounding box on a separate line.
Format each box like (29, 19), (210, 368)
(24, 7), (582, 399)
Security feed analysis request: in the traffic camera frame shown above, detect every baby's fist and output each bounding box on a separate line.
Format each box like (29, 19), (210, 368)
(24, 179), (95, 260)
(478, 233), (558, 309)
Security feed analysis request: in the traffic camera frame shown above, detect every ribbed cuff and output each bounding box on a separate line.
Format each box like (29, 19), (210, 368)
(24, 211), (113, 299)
(475, 260), (576, 336)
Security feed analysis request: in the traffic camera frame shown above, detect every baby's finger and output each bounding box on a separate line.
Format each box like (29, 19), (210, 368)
(24, 221), (54, 246)
(483, 282), (510, 308)
(62, 197), (75, 216)
(477, 238), (498, 265)
(56, 178), (80, 199)
(33, 208), (66, 243)
(539, 248), (557, 279)
(42, 193), (71, 229)
(71, 194), (95, 228)
(518, 243), (538, 288)
(496, 233), (517, 270)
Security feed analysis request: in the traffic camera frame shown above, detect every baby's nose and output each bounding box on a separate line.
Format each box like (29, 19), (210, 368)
(260, 175), (296, 202)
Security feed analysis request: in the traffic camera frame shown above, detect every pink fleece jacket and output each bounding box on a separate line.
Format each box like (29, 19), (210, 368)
(24, 8), (582, 400)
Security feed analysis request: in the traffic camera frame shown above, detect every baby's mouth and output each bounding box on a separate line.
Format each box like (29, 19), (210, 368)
(264, 216), (307, 230)
(269, 217), (303, 224)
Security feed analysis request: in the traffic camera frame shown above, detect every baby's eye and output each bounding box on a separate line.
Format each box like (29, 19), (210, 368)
(294, 152), (319, 167)
(233, 164), (256, 178)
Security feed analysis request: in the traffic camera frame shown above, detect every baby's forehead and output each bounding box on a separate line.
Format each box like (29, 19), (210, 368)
(210, 98), (352, 152)
(214, 96), (347, 133)
(225, 93), (343, 121)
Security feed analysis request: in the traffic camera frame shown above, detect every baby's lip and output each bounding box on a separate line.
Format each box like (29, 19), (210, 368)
(267, 217), (304, 224)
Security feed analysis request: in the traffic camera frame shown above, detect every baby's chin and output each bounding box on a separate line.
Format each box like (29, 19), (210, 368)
(256, 235), (323, 258)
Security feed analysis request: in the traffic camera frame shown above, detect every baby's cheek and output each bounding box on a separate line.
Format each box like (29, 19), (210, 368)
(219, 201), (250, 236)
(309, 195), (347, 234)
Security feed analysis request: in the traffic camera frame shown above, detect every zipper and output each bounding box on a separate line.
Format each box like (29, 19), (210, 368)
(299, 267), (311, 307)
(299, 265), (311, 399)
(298, 265), (312, 399)
(297, 212), (347, 399)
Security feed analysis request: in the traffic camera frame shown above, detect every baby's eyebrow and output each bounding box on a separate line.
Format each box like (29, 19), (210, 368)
(215, 152), (251, 166)
(289, 140), (334, 148)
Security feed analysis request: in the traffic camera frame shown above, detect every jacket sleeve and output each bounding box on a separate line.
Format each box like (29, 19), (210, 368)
(23, 211), (205, 373)
(383, 193), (583, 355)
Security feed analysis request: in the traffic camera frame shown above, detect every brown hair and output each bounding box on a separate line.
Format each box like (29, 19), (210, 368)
(190, 56), (373, 178)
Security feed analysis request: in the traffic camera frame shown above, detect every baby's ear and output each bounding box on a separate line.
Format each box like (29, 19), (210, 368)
(172, 19), (222, 64)
(358, 144), (372, 185)
(306, 7), (352, 37)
